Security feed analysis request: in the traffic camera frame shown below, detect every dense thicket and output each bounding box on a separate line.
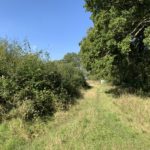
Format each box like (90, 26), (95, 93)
(0, 40), (87, 121)
(80, 0), (150, 91)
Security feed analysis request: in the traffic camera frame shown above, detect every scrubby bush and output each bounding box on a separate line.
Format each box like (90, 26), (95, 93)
(57, 63), (87, 94)
(0, 39), (87, 121)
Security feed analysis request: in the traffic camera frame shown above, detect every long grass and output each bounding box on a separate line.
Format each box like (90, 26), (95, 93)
(0, 81), (150, 150)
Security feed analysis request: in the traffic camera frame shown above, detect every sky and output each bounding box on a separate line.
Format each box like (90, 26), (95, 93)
(0, 0), (92, 60)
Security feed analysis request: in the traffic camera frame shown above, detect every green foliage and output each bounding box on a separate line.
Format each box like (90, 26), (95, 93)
(63, 52), (81, 68)
(1, 82), (150, 149)
(80, 0), (150, 91)
(0, 39), (87, 121)
(57, 63), (87, 98)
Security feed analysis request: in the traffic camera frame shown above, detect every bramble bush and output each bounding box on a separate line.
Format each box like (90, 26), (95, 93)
(0, 39), (87, 121)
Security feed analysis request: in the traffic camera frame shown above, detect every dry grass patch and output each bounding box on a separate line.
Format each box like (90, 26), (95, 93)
(113, 95), (150, 134)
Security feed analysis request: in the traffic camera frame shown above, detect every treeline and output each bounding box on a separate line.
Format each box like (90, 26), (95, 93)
(0, 39), (87, 121)
(80, 0), (150, 92)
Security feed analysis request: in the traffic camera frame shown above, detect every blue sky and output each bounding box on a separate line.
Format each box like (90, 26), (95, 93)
(0, 0), (92, 60)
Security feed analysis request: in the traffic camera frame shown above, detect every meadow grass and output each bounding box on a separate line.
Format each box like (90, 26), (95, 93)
(0, 81), (150, 150)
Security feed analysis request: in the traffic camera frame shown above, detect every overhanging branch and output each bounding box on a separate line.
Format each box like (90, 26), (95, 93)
(131, 18), (150, 38)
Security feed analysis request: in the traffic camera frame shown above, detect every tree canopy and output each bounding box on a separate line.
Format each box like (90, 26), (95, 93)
(63, 52), (80, 68)
(80, 0), (150, 91)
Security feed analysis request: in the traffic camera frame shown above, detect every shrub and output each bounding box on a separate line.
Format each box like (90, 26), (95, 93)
(0, 39), (87, 121)
(57, 63), (87, 98)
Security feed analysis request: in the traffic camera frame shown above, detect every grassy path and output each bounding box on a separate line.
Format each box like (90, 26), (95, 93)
(1, 81), (150, 150)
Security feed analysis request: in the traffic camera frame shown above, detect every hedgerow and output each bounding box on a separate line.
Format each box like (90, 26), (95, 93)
(0, 39), (87, 121)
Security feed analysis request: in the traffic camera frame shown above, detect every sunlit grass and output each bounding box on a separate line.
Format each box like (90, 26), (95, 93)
(113, 94), (150, 134)
(0, 81), (150, 150)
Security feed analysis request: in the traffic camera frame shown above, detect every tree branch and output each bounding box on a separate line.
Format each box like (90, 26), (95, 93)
(131, 18), (150, 38)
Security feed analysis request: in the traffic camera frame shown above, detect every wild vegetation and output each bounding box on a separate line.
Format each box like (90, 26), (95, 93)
(0, 81), (150, 149)
(0, 39), (87, 122)
(80, 0), (150, 92)
(0, 0), (150, 149)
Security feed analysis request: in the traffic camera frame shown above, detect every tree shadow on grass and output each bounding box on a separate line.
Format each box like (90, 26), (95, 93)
(60, 83), (93, 112)
(105, 86), (150, 98)
(84, 83), (93, 90)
